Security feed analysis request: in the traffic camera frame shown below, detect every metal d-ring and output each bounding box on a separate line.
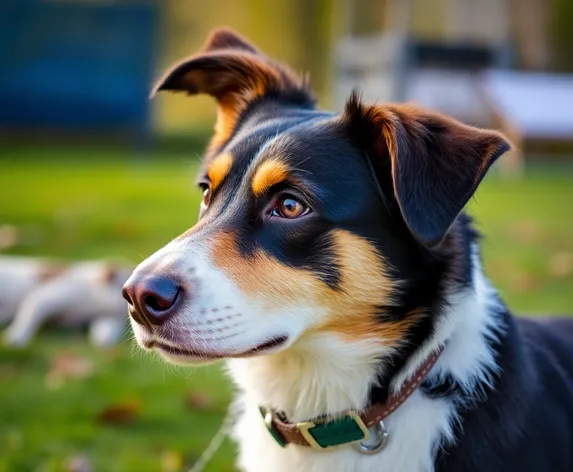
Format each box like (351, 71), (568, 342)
(352, 420), (388, 455)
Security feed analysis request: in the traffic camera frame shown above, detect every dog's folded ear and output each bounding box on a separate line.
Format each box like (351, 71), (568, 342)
(342, 92), (511, 247)
(151, 28), (314, 148)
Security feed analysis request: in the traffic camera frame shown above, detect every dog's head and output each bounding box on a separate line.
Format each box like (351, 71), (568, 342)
(123, 28), (510, 365)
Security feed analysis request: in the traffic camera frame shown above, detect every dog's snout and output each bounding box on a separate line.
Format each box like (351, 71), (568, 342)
(123, 275), (183, 326)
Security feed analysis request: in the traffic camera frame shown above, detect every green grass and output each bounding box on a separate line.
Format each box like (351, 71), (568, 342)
(0, 145), (572, 471)
(0, 335), (235, 472)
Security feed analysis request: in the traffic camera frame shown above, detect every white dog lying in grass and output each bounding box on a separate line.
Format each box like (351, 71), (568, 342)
(1, 256), (130, 347)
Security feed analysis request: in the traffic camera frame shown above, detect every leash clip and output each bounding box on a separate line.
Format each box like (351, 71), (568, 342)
(352, 420), (388, 455)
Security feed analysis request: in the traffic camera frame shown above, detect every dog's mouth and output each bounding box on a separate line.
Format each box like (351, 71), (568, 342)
(144, 335), (289, 361)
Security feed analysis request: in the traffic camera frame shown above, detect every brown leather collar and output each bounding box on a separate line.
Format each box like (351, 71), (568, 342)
(261, 345), (444, 449)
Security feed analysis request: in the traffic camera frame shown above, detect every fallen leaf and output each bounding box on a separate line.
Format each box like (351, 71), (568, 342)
(97, 399), (141, 425)
(548, 252), (573, 278)
(184, 391), (213, 411)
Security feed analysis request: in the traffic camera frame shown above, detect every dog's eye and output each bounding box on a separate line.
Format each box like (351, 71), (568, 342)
(272, 196), (309, 219)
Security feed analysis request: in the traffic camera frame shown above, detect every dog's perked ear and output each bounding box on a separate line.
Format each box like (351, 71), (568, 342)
(151, 27), (315, 148)
(342, 92), (511, 247)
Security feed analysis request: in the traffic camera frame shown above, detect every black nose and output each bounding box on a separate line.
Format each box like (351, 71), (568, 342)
(122, 276), (182, 326)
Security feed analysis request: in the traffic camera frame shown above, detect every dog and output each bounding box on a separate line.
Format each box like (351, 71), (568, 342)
(2, 256), (130, 347)
(123, 28), (573, 472)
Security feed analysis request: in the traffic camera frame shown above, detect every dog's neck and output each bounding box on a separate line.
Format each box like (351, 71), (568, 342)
(227, 244), (504, 424)
(229, 333), (386, 422)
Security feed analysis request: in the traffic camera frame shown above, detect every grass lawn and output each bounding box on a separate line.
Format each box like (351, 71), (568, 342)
(0, 144), (572, 471)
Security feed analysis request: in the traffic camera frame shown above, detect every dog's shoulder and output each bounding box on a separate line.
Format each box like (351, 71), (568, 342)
(436, 313), (573, 472)
(517, 316), (573, 387)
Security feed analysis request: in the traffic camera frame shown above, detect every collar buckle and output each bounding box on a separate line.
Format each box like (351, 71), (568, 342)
(296, 411), (370, 451)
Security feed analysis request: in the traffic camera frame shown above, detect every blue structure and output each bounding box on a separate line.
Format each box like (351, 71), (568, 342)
(0, 0), (159, 135)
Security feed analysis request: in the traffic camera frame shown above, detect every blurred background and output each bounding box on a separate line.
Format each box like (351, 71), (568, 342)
(0, 0), (572, 471)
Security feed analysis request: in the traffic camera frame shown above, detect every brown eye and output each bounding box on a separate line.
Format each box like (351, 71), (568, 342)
(202, 187), (212, 207)
(273, 197), (309, 219)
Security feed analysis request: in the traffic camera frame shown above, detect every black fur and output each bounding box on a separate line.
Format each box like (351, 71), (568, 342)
(434, 312), (573, 472)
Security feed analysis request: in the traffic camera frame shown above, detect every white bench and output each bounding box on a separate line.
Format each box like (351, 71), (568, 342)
(482, 71), (573, 173)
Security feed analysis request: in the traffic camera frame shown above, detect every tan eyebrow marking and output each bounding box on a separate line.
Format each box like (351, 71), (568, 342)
(207, 153), (233, 191)
(251, 159), (289, 196)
